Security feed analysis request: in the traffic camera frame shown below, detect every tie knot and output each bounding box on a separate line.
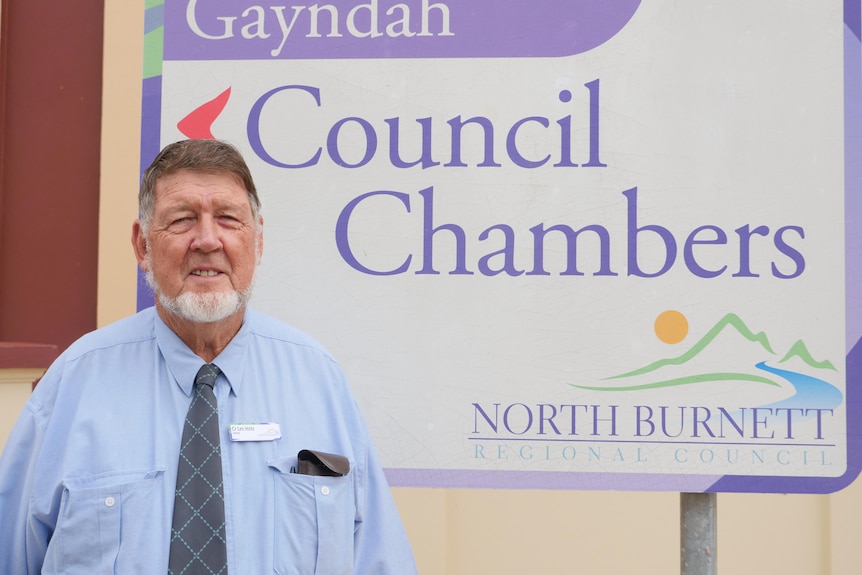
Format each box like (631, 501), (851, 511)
(195, 363), (221, 389)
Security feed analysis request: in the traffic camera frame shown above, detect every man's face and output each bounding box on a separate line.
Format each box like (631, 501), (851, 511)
(133, 169), (263, 323)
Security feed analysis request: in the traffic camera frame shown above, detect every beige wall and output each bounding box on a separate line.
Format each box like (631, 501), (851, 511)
(95, 2), (861, 574)
(0, 370), (41, 446)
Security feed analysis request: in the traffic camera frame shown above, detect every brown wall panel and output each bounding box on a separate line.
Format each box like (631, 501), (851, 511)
(0, 0), (104, 350)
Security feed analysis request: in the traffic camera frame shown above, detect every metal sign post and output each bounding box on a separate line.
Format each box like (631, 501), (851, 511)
(681, 493), (717, 575)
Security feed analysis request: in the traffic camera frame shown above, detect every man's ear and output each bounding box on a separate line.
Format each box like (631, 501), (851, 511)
(256, 216), (264, 262)
(132, 220), (149, 271)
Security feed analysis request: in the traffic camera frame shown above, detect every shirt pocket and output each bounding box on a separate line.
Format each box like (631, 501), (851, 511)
(269, 459), (356, 575)
(53, 469), (164, 575)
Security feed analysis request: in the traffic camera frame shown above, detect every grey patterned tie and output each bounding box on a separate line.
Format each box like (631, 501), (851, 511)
(168, 364), (228, 575)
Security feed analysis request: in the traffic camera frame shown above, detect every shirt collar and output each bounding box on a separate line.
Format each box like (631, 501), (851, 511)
(153, 308), (250, 397)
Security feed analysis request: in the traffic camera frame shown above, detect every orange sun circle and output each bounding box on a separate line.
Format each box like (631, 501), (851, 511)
(654, 310), (689, 344)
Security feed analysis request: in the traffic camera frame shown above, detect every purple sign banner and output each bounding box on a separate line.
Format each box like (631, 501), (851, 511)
(165, 0), (641, 60)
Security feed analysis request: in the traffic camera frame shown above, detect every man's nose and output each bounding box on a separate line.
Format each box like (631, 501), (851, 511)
(190, 216), (222, 252)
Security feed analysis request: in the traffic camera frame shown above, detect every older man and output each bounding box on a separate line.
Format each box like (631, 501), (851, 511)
(0, 139), (417, 574)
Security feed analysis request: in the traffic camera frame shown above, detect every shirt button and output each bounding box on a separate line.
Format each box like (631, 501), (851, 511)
(320, 486), (330, 496)
(105, 496), (116, 507)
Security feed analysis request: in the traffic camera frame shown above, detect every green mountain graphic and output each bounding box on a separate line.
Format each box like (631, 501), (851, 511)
(571, 313), (837, 393)
(606, 312), (775, 379)
(779, 339), (837, 371)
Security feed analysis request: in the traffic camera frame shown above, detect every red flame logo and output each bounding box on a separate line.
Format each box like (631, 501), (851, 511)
(177, 87), (232, 139)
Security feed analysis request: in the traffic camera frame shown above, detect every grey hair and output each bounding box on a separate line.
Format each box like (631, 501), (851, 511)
(139, 139), (261, 231)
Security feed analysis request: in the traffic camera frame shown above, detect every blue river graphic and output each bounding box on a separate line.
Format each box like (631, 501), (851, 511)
(755, 362), (844, 414)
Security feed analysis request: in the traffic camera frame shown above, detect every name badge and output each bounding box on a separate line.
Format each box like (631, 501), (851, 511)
(229, 422), (282, 442)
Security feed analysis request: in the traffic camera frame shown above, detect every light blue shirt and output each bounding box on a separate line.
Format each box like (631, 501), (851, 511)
(0, 307), (417, 574)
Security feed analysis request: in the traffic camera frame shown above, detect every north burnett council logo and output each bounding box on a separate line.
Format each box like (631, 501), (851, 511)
(472, 311), (843, 445)
(576, 310), (844, 421)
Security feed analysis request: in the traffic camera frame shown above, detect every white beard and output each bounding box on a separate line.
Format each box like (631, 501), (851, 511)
(145, 265), (253, 324)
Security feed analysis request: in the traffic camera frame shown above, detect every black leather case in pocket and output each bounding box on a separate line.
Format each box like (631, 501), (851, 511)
(296, 449), (350, 477)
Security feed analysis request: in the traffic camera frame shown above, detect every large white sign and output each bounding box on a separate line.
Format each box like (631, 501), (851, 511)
(141, 1), (862, 492)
